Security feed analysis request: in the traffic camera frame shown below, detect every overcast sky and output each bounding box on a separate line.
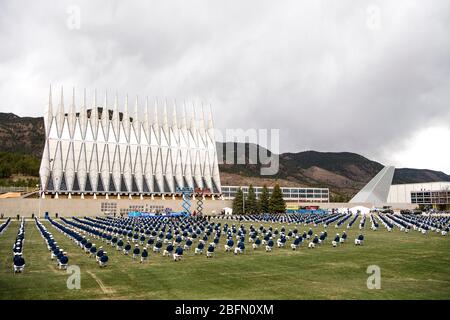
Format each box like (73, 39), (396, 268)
(0, 0), (449, 173)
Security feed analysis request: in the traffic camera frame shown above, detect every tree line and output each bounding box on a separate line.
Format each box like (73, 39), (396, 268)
(231, 184), (286, 214)
(0, 152), (40, 178)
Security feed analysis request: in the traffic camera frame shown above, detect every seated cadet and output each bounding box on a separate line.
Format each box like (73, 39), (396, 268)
(147, 238), (155, 248)
(442, 227), (449, 236)
(184, 239), (193, 250)
(56, 249), (64, 263)
(213, 237), (220, 247)
(319, 232), (326, 244)
(287, 231), (293, 240)
(51, 245), (59, 260)
(307, 228), (313, 239)
(206, 244), (215, 258)
(291, 237), (301, 250)
(133, 245), (141, 260)
(163, 243), (174, 257)
(140, 235), (146, 246)
(173, 246), (183, 261)
(111, 236), (118, 247)
(80, 238), (87, 249)
(224, 238), (234, 252)
(252, 238), (261, 249)
(355, 234), (364, 245)
(277, 237), (286, 247)
(84, 240), (92, 253)
(266, 239), (274, 252)
(99, 254), (109, 267)
(234, 241), (245, 255)
(332, 234), (340, 247)
(262, 235), (270, 245)
(58, 252), (69, 270)
(13, 254), (25, 273)
(89, 243), (97, 257)
(195, 242), (204, 255)
(117, 238), (124, 251)
(153, 241), (162, 253)
(96, 247), (104, 262)
(106, 233), (112, 244)
(340, 231), (347, 243)
(141, 247), (149, 263)
(123, 242), (132, 255)
(309, 235), (319, 249)
(200, 235), (208, 244)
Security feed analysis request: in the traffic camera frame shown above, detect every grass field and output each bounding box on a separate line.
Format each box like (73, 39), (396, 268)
(0, 218), (449, 300)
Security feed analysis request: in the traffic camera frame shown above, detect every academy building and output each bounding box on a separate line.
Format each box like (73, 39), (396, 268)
(39, 87), (222, 199)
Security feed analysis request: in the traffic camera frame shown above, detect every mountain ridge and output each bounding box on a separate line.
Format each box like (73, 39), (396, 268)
(1, 112), (449, 197)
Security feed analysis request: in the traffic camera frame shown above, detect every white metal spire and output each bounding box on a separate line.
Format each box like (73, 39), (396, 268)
(40, 89), (222, 195)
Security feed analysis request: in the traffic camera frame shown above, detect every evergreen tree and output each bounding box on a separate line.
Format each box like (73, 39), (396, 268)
(258, 185), (270, 213)
(246, 185), (257, 214)
(269, 184), (286, 213)
(232, 187), (244, 215)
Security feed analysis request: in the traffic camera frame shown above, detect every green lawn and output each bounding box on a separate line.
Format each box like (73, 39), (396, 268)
(0, 218), (449, 300)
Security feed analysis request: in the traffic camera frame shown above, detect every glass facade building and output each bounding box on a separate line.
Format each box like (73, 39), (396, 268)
(411, 191), (450, 205)
(221, 185), (329, 203)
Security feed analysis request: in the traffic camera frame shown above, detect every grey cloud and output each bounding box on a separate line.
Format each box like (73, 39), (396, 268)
(0, 0), (449, 171)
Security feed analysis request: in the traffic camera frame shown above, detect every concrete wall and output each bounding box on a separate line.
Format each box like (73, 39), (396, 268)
(0, 197), (417, 218)
(0, 197), (233, 218)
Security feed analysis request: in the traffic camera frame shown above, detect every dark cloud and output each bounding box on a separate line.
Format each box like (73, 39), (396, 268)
(0, 0), (449, 172)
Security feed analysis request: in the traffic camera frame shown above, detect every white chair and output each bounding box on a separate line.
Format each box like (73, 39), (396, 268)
(308, 242), (315, 249)
(277, 239), (285, 248)
(13, 264), (25, 273)
(173, 253), (182, 261)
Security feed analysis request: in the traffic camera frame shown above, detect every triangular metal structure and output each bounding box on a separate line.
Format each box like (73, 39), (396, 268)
(349, 166), (396, 206)
(39, 87), (222, 196)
